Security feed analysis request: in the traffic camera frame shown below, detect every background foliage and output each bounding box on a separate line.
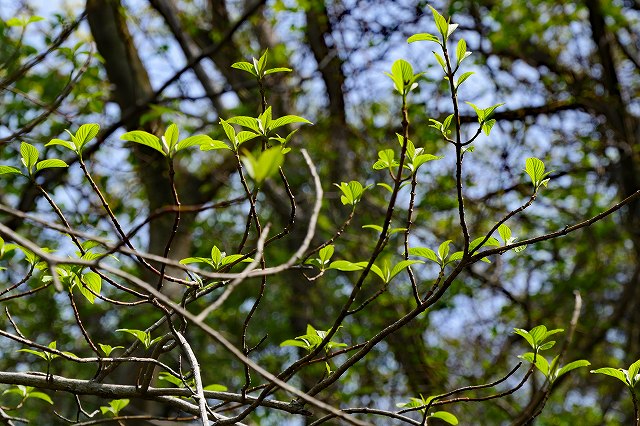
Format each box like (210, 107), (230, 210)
(0, 0), (639, 425)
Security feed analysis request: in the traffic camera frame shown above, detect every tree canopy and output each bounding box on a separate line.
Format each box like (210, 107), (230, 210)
(0, 0), (639, 425)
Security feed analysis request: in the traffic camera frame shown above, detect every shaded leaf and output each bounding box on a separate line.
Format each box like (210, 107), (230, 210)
(28, 392), (53, 405)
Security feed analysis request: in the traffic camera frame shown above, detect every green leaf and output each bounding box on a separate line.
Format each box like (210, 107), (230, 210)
(3, 386), (27, 397)
(158, 372), (184, 387)
(104, 399), (129, 416)
(18, 349), (49, 360)
(498, 224), (512, 244)
(98, 343), (123, 357)
(219, 118), (237, 143)
(433, 52), (447, 71)
(542, 328), (564, 341)
(369, 264), (387, 282)
(318, 245), (335, 266)
(628, 359), (640, 386)
(335, 181), (371, 206)
(469, 237), (500, 252)
(241, 147), (285, 184)
(210, 246), (223, 266)
(384, 73), (402, 94)
(20, 142), (39, 173)
(447, 251), (464, 264)
(79, 272), (102, 304)
(329, 260), (364, 272)
(116, 329), (152, 348)
(280, 339), (312, 349)
(0, 165), (22, 175)
(6, 18), (23, 27)
(179, 257), (215, 267)
(525, 157), (553, 188)
(231, 61), (257, 76)
(407, 33), (440, 44)
(120, 131), (165, 156)
(466, 102), (484, 121)
(513, 328), (535, 350)
(456, 71), (474, 88)
(220, 254), (250, 268)
(373, 149), (398, 170)
(259, 107), (272, 133)
(203, 383), (228, 391)
(35, 159), (68, 172)
(591, 367), (628, 384)
(429, 119), (443, 131)
(362, 224), (383, 232)
(412, 154), (443, 171)
(200, 139), (231, 151)
(227, 116), (261, 133)
(7, 16), (44, 27)
(438, 240), (452, 260)
(386, 59), (420, 94)
(529, 325), (547, 343)
(163, 123), (179, 152)
(456, 39), (467, 65)
(237, 131), (260, 145)
(176, 135), (213, 151)
(430, 411), (458, 425)
(74, 123), (100, 150)
(390, 227), (407, 235)
(483, 103), (504, 120)
(269, 115), (312, 131)
(389, 260), (424, 281)
(393, 59), (414, 85)
(557, 360), (591, 379)
(538, 341), (556, 351)
(429, 6), (449, 40)
(377, 182), (393, 193)
(520, 352), (550, 377)
(264, 67), (292, 75)
(257, 50), (269, 75)
(46, 138), (76, 152)
(409, 247), (439, 263)
(482, 119), (496, 135)
(28, 392), (53, 405)
(441, 114), (454, 134)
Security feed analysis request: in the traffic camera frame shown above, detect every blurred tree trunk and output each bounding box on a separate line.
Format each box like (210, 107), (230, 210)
(86, 0), (195, 296)
(86, 0), (196, 421)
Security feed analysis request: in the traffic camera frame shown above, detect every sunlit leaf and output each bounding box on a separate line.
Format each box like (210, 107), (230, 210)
(120, 131), (165, 156)
(35, 159), (68, 172)
(407, 33), (440, 44)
